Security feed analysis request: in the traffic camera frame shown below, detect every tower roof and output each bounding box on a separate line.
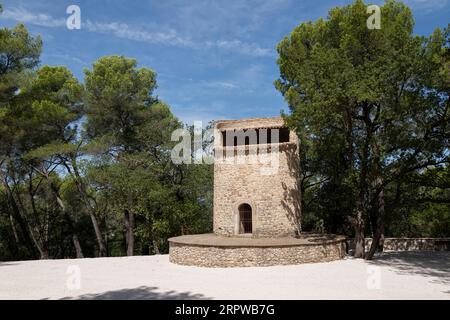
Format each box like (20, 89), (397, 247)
(214, 116), (286, 131)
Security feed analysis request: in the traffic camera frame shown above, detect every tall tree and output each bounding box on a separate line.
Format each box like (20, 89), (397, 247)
(83, 55), (159, 256)
(0, 6), (43, 258)
(23, 66), (84, 258)
(275, 0), (449, 258)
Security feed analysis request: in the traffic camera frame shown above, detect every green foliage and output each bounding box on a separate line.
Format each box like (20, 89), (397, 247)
(395, 167), (450, 237)
(84, 55), (157, 149)
(0, 21), (41, 103)
(82, 54), (211, 255)
(276, 0), (449, 240)
(1, 0), (448, 262)
(410, 203), (450, 237)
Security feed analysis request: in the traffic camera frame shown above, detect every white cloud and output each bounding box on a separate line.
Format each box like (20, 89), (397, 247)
(157, 0), (292, 38)
(213, 40), (274, 57)
(3, 7), (65, 27)
(2, 6), (273, 58)
(83, 21), (274, 57)
(44, 53), (87, 65)
(203, 81), (238, 89)
(84, 20), (194, 47)
(172, 102), (228, 125)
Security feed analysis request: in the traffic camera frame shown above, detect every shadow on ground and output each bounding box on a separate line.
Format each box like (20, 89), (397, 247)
(368, 251), (450, 287)
(0, 262), (20, 267)
(304, 234), (340, 242)
(59, 286), (212, 300)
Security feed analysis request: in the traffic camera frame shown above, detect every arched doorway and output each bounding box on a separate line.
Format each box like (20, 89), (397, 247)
(238, 203), (252, 234)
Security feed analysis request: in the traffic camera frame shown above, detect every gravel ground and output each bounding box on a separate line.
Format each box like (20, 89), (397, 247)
(0, 251), (449, 300)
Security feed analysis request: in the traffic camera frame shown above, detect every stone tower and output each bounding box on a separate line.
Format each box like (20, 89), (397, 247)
(213, 117), (300, 238)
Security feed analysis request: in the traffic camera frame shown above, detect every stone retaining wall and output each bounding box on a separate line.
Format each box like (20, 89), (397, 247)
(169, 240), (346, 267)
(348, 238), (450, 251)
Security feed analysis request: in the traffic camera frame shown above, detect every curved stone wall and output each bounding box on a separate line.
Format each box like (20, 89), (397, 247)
(169, 236), (346, 267)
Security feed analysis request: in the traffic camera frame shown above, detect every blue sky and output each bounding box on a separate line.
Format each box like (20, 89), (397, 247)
(1, 0), (449, 125)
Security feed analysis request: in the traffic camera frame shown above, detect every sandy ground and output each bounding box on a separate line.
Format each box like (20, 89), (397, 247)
(0, 251), (449, 300)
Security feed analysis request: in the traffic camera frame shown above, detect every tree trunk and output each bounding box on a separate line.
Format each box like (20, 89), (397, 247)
(24, 211), (48, 259)
(378, 232), (385, 252)
(124, 209), (135, 256)
(48, 180), (84, 259)
(72, 235), (84, 259)
(376, 179), (386, 255)
(77, 181), (107, 257)
(8, 213), (20, 257)
(1, 177), (38, 258)
(353, 209), (365, 258)
(25, 179), (49, 260)
(38, 247), (49, 259)
(353, 103), (374, 259)
(353, 180), (367, 258)
(153, 239), (160, 255)
(89, 212), (107, 257)
(366, 137), (385, 260)
(64, 158), (107, 257)
(8, 213), (20, 247)
(366, 180), (385, 260)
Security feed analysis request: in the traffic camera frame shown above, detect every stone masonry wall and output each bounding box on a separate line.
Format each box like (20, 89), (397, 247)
(169, 241), (346, 267)
(213, 117), (300, 238)
(348, 238), (450, 251)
